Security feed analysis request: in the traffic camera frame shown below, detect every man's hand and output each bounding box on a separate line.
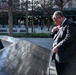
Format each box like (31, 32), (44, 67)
(51, 26), (59, 33)
(52, 46), (58, 53)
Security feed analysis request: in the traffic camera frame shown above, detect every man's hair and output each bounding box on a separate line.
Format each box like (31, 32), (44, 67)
(52, 11), (64, 19)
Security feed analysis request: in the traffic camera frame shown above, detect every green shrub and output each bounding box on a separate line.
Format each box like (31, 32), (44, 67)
(0, 33), (51, 38)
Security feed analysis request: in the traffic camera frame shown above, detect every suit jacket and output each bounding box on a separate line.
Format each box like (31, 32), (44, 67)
(51, 19), (76, 63)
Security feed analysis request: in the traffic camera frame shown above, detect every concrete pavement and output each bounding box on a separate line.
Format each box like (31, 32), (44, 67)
(20, 38), (53, 50)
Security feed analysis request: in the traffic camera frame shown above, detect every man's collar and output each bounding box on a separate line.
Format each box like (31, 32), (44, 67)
(62, 18), (67, 26)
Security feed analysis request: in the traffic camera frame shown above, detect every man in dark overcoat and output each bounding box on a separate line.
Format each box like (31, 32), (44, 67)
(51, 11), (76, 75)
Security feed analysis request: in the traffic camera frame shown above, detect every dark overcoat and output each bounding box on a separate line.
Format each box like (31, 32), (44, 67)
(51, 19), (76, 63)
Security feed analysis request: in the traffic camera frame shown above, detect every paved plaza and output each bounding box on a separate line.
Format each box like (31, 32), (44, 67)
(20, 38), (53, 50)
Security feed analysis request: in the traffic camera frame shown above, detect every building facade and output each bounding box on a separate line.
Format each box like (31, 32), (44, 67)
(0, 0), (76, 26)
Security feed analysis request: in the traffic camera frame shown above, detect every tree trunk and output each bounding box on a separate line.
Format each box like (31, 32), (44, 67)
(31, 0), (35, 32)
(8, 0), (13, 36)
(26, 0), (28, 33)
(47, 17), (50, 31)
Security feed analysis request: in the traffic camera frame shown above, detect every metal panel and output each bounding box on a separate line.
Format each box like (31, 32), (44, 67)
(0, 36), (51, 75)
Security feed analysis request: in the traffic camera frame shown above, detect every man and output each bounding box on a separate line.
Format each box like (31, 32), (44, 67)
(51, 11), (76, 75)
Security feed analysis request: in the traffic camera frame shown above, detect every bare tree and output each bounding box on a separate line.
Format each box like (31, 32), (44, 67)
(40, 0), (54, 31)
(0, 0), (70, 34)
(39, 0), (70, 30)
(52, 0), (69, 10)
(8, 0), (13, 36)
(26, 0), (29, 33)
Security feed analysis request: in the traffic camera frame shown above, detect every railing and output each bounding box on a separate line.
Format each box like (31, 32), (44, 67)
(0, 25), (26, 33)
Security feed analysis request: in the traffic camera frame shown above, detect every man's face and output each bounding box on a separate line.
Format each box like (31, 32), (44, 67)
(53, 17), (62, 26)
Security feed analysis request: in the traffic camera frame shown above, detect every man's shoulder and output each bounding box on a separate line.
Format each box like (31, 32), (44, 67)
(67, 19), (76, 26)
